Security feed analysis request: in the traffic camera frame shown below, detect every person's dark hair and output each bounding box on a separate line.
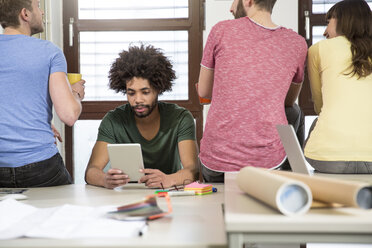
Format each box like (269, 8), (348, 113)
(254, 0), (277, 13)
(326, 0), (372, 78)
(109, 44), (176, 95)
(0, 0), (33, 29)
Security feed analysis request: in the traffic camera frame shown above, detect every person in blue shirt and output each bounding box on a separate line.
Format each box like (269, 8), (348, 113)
(0, 0), (85, 187)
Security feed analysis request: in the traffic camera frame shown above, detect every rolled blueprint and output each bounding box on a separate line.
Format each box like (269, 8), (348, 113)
(237, 167), (312, 216)
(272, 170), (372, 209)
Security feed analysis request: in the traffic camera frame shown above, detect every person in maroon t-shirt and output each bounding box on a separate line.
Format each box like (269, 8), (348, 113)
(197, 0), (307, 182)
(229, 0), (306, 171)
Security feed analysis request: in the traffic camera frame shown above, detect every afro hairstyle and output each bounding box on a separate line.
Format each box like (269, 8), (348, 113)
(108, 44), (176, 95)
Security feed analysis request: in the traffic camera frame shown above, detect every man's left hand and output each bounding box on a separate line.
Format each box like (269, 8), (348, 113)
(51, 124), (62, 143)
(139, 168), (173, 188)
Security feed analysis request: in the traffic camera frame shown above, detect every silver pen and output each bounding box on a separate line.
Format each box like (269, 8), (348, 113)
(138, 221), (148, 236)
(168, 191), (196, 197)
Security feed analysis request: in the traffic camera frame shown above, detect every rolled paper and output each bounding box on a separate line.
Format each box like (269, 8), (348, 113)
(237, 167), (312, 216)
(271, 170), (372, 209)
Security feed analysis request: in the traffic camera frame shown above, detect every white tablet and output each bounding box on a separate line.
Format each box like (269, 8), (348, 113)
(107, 143), (145, 182)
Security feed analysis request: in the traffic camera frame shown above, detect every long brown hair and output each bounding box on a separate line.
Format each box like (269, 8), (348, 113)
(326, 0), (372, 78)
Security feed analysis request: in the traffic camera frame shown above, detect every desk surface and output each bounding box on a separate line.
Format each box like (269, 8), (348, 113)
(0, 184), (227, 248)
(224, 173), (372, 245)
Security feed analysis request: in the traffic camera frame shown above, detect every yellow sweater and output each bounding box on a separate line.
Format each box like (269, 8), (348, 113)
(304, 36), (372, 161)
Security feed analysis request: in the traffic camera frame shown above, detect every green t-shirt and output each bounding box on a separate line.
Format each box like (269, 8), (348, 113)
(97, 102), (196, 174)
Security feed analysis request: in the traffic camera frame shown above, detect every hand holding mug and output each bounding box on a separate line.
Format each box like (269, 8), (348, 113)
(195, 83), (211, 105)
(68, 73), (85, 100)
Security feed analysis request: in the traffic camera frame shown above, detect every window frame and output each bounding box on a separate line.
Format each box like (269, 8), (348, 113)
(298, 0), (319, 116)
(63, 0), (204, 178)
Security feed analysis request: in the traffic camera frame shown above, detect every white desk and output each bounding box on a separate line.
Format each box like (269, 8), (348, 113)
(224, 173), (372, 248)
(0, 184), (227, 248)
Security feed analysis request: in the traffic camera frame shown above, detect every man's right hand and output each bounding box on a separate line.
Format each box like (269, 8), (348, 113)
(104, 168), (130, 189)
(71, 80), (86, 101)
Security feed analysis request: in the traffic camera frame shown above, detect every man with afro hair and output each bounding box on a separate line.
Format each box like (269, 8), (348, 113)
(85, 44), (198, 189)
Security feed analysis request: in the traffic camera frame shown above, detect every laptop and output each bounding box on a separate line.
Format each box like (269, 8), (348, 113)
(276, 124), (313, 175)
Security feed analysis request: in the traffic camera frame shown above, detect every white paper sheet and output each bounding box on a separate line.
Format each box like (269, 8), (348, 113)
(0, 199), (146, 240)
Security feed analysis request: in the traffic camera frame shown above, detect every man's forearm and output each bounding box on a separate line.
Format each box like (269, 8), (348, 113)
(85, 166), (106, 187)
(198, 67), (214, 98)
(167, 167), (198, 186)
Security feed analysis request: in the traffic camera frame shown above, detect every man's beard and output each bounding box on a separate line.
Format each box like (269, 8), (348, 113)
(131, 99), (158, 118)
(30, 22), (44, 36)
(234, 0), (247, 19)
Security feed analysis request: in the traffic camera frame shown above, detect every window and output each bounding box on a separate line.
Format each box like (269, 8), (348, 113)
(79, 31), (189, 101)
(63, 0), (204, 182)
(78, 0), (189, 20)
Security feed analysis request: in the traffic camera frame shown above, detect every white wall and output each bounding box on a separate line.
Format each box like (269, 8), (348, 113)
(272, 0), (298, 32)
(47, 0), (65, 159)
(48, 0), (63, 47)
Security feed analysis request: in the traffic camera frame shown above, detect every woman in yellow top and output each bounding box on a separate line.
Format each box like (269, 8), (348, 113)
(304, 0), (372, 174)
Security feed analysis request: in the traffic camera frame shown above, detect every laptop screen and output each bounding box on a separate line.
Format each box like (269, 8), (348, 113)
(276, 125), (312, 175)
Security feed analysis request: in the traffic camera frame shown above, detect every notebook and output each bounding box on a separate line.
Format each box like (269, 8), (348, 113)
(276, 124), (313, 175)
(184, 182), (213, 195)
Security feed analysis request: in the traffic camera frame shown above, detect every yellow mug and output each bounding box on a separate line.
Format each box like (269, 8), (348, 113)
(67, 73), (82, 85)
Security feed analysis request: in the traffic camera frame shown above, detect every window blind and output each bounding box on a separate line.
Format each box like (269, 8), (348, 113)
(78, 0), (188, 19)
(80, 31), (189, 101)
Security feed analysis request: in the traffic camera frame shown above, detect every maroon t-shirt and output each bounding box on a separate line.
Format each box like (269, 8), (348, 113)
(200, 17), (307, 172)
